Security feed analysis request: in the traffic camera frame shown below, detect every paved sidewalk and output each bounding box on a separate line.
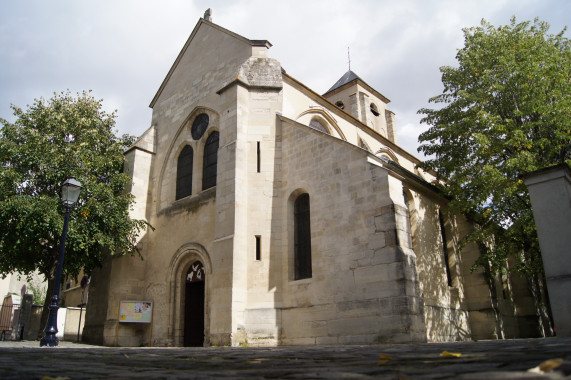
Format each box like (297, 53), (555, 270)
(0, 337), (570, 379)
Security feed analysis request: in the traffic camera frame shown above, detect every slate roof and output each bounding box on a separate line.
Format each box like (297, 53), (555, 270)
(323, 69), (390, 104)
(325, 70), (362, 94)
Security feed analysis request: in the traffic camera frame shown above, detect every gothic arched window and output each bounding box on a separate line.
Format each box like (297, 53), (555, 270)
(176, 145), (193, 200)
(202, 131), (219, 190)
(294, 193), (312, 280)
(309, 118), (330, 135)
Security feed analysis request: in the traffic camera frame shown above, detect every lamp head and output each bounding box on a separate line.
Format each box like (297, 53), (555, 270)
(60, 177), (82, 207)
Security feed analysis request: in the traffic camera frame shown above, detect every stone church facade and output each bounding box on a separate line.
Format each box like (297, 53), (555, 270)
(83, 15), (542, 347)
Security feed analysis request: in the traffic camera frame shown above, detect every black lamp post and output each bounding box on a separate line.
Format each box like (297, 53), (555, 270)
(40, 177), (82, 347)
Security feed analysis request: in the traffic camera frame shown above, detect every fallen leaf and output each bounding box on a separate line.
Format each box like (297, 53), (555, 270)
(440, 351), (461, 358)
(377, 354), (393, 365)
(539, 359), (563, 372)
(528, 358), (563, 374)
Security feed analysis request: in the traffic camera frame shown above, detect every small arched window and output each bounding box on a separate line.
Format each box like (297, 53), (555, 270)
(335, 101), (345, 110)
(176, 145), (193, 200)
(294, 193), (312, 280)
(202, 131), (219, 190)
(309, 118), (330, 135)
(370, 103), (380, 117)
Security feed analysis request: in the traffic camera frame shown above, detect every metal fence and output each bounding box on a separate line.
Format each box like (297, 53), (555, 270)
(0, 303), (21, 341)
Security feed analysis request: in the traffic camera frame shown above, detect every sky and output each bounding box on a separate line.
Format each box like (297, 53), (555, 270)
(1, 0), (569, 158)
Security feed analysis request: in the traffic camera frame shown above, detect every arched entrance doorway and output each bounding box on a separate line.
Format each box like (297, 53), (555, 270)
(184, 261), (205, 346)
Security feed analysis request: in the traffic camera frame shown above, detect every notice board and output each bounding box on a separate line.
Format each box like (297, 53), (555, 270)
(119, 301), (153, 323)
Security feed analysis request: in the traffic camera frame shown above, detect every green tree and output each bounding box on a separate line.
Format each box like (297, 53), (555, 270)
(0, 91), (148, 312)
(28, 278), (47, 305)
(418, 18), (570, 274)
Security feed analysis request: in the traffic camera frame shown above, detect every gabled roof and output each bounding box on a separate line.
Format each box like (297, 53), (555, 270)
(149, 18), (271, 108)
(282, 71), (422, 165)
(323, 70), (390, 104)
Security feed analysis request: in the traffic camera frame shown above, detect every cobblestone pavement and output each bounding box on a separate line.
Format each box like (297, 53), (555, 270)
(0, 337), (570, 379)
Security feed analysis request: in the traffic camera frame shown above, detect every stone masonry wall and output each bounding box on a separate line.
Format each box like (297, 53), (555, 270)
(272, 117), (426, 345)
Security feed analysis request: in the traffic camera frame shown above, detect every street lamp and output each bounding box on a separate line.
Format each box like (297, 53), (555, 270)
(40, 177), (82, 347)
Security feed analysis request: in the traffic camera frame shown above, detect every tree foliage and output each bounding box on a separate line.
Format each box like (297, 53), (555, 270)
(0, 91), (148, 283)
(418, 18), (570, 274)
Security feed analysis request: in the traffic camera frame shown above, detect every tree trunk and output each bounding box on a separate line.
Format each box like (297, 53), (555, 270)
(37, 276), (56, 340)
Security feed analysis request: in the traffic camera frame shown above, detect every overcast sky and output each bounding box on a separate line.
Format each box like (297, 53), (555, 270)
(1, 0), (569, 157)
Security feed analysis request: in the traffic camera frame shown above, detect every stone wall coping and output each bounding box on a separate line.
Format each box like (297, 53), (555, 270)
(523, 163), (571, 187)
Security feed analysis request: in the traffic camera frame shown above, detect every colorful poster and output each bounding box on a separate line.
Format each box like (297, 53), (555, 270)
(119, 301), (153, 323)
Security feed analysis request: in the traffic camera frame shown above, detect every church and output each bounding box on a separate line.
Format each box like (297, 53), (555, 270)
(83, 12), (543, 347)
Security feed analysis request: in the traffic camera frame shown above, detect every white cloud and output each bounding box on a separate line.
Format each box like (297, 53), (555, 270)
(1, 0), (569, 157)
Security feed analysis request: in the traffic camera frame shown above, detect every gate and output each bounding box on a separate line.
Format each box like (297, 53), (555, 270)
(0, 302), (20, 341)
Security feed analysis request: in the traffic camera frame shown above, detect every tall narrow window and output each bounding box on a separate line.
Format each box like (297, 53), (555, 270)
(439, 210), (453, 287)
(294, 193), (312, 280)
(255, 235), (261, 261)
(176, 145), (193, 200)
(402, 190), (413, 249)
(202, 131), (219, 190)
(257, 141), (261, 173)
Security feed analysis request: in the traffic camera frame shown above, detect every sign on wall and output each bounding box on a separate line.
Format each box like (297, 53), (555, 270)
(119, 301), (153, 323)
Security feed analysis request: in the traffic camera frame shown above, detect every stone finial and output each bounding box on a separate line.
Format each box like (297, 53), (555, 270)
(204, 8), (212, 22)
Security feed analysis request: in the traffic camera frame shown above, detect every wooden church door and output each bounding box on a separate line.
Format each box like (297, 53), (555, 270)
(184, 261), (205, 347)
